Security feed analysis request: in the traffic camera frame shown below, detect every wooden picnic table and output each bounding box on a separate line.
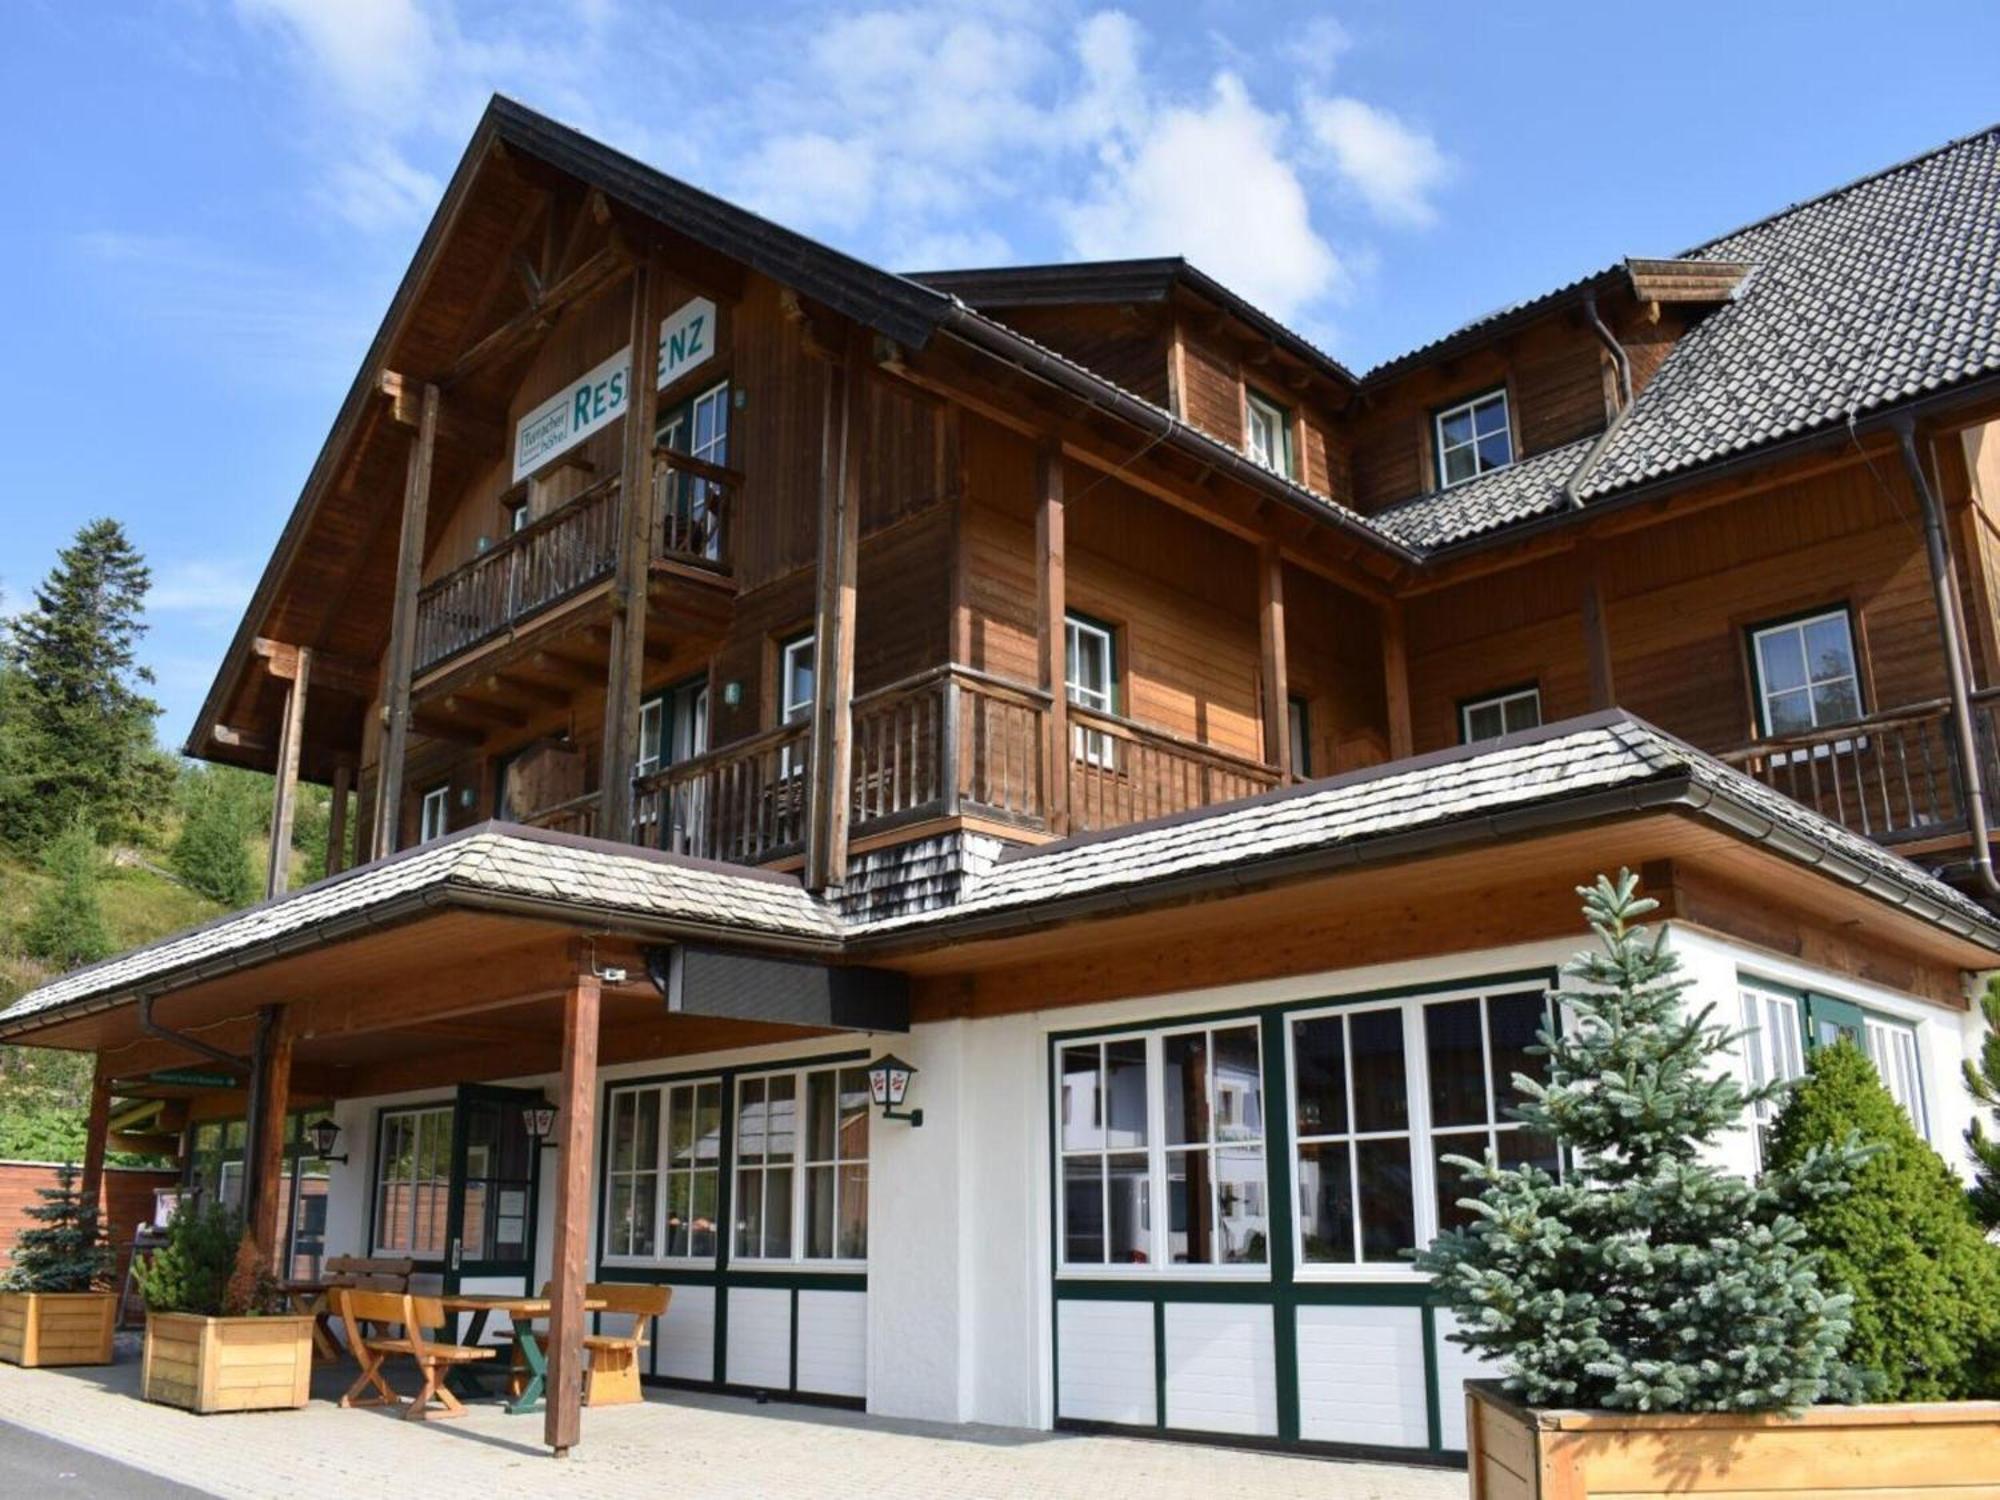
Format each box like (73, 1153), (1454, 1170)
(281, 1279), (341, 1364)
(440, 1294), (605, 1415)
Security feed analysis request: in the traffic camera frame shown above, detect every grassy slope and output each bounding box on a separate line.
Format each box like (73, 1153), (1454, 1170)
(0, 852), (223, 1004)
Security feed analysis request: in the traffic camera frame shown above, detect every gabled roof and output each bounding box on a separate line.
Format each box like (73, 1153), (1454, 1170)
(7, 714), (1992, 1039)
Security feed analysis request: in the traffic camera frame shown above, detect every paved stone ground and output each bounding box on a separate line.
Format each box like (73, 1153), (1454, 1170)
(0, 1337), (1464, 1500)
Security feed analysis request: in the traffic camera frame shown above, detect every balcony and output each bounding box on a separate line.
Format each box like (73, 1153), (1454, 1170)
(1721, 690), (2000, 849)
(413, 451), (738, 676)
(621, 667), (1282, 867)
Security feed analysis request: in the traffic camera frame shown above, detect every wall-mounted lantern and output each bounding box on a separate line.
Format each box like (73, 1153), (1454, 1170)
(305, 1117), (348, 1165)
(866, 1054), (923, 1128)
(522, 1099), (560, 1149)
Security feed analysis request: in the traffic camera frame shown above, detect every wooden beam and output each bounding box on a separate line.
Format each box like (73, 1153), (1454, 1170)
(265, 647), (310, 901)
(487, 671), (568, 708)
(255, 638), (374, 698)
(544, 960), (601, 1457)
(1259, 540), (1291, 778)
(210, 724), (273, 755)
(246, 1005), (293, 1262)
(326, 760), (352, 879)
(1037, 441), (1070, 836)
(445, 246), (628, 387)
(443, 694), (527, 730)
(1381, 602), (1413, 760)
(808, 333), (865, 890)
(78, 1056), (112, 1229)
(600, 253), (664, 842)
(373, 384), (440, 861)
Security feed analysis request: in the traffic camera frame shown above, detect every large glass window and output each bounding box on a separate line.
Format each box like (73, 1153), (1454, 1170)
(1292, 1005), (1415, 1265)
(1750, 608), (1862, 737)
(1435, 389), (1513, 486)
(1423, 991), (1559, 1235)
(374, 1105), (453, 1258)
(1056, 1023), (1267, 1271)
(1739, 980), (1805, 1165)
(1864, 1015), (1928, 1140)
(602, 1079), (721, 1263)
(731, 1063), (869, 1263)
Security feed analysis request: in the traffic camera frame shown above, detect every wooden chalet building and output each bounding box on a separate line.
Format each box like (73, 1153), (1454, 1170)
(6, 99), (2000, 1460)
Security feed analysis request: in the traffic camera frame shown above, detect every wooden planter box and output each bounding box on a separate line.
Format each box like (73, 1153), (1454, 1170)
(1466, 1380), (2000, 1498)
(0, 1290), (118, 1367)
(141, 1311), (314, 1414)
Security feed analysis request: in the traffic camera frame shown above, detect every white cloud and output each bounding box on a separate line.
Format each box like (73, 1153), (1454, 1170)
(1285, 16), (1353, 80)
(148, 560), (259, 619)
(1063, 74), (1344, 319)
(735, 133), (879, 235)
(1303, 94), (1451, 227)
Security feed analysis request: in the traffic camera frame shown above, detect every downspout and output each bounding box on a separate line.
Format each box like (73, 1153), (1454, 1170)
(1894, 415), (2000, 897)
(1582, 291), (1633, 410)
(1560, 292), (1637, 512)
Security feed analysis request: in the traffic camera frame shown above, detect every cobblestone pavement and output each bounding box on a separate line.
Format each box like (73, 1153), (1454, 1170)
(0, 1340), (1464, 1500)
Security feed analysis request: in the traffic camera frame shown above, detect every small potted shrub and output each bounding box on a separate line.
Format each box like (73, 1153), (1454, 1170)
(0, 1162), (117, 1367)
(134, 1202), (313, 1413)
(1420, 872), (2000, 1498)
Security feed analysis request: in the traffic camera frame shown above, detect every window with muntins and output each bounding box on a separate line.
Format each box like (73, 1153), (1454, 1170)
(1422, 990), (1559, 1234)
(1750, 608), (1862, 737)
(732, 1063), (870, 1263)
(1292, 1004), (1417, 1265)
(1435, 390), (1512, 486)
(658, 380), (729, 560)
(374, 1105), (453, 1258)
(1864, 1014), (1928, 1140)
(602, 1079), (722, 1262)
(1739, 980), (1805, 1165)
(1246, 391), (1293, 477)
(1057, 1022), (1268, 1271)
(1460, 686), (1541, 743)
(1065, 612), (1116, 766)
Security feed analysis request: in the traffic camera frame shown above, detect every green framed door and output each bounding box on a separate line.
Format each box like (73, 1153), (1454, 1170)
(444, 1084), (544, 1292)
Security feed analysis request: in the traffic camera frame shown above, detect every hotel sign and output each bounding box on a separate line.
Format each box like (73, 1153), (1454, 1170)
(511, 296), (717, 481)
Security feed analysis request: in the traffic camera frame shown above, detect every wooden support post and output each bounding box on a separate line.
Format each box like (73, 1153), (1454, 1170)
(1579, 543), (1616, 710)
(1381, 602), (1413, 761)
(545, 960), (601, 1458)
(79, 1056), (112, 1231)
(265, 647), (311, 900)
(806, 335), (863, 890)
(1259, 540), (1291, 779)
(599, 255), (664, 842)
(1037, 442), (1069, 834)
(373, 382), (440, 861)
(325, 759), (352, 878)
(246, 1006), (293, 1263)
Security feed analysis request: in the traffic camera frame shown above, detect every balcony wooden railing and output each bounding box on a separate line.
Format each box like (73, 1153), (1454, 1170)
(414, 474), (621, 673)
(1721, 689), (2000, 846)
(631, 720), (812, 864)
(1064, 705), (1280, 834)
(519, 791), (600, 838)
(411, 453), (741, 676)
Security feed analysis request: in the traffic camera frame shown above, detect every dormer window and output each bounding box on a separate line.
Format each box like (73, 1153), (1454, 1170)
(1245, 391), (1294, 478)
(1435, 389), (1513, 487)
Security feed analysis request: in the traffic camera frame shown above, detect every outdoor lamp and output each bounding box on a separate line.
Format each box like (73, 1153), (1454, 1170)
(523, 1100), (560, 1149)
(305, 1117), (347, 1164)
(866, 1054), (923, 1128)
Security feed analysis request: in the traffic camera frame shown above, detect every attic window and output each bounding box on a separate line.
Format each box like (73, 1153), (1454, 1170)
(1245, 391), (1295, 478)
(1435, 389), (1513, 487)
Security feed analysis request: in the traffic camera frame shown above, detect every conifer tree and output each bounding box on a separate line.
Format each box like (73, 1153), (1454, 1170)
(23, 814), (111, 967)
(4, 1162), (110, 1293)
(172, 766), (258, 908)
(1961, 975), (2000, 1229)
(0, 518), (168, 849)
(1417, 871), (1865, 1412)
(1768, 1039), (2000, 1400)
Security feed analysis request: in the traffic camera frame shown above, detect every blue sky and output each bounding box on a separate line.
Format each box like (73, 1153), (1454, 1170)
(2, 0), (1997, 750)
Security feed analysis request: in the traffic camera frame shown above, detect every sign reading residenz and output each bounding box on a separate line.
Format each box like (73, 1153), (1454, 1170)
(511, 296), (717, 481)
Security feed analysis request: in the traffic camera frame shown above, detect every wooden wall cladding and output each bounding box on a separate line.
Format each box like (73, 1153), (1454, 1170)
(996, 305), (1171, 409)
(1179, 320), (1246, 448)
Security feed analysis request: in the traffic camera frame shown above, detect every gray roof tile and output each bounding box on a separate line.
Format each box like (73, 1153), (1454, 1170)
(1371, 436), (1595, 549)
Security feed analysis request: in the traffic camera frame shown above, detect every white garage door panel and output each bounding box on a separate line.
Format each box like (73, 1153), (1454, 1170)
(1433, 1309), (1502, 1451)
(651, 1284), (716, 1381)
(1057, 1300), (1156, 1426)
(1163, 1303), (1278, 1437)
(795, 1290), (867, 1398)
(725, 1286), (792, 1389)
(1295, 1304), (1429, 1448)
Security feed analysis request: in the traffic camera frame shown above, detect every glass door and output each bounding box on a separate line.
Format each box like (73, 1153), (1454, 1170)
(444, 1084), (543, 1293)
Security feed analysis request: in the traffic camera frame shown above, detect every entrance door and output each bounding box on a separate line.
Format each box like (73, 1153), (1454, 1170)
(444, 1084), (544, 1295)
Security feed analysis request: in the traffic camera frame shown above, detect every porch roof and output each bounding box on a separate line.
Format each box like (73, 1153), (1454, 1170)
(4, 712), (1995, 1042)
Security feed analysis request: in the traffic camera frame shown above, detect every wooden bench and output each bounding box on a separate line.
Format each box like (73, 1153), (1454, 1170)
(523, 1281), (671, 1406)
(324, 1255), (414, 1291)
(330, 1288), (495, 1421)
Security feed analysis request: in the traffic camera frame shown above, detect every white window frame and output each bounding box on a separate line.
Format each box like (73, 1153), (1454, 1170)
(372, 1104), (453, 1259)
(1434, 389), (1513, 487)
(1749, 608), (1863, 740)
(1055, 1019), (1270, 1280)
(1245, 390), (1293, 477)
(1283, 981), (1559, 1283)
(600, 1077), (724, 1267)
(417, 785), (449, 843)
(1065, 612), (1116, 768)
(729, 1061), (870, 1269)
(1460, 686), (1541, 743)
(658, 380), (729, 561)
(1863, 1014), (1929, 1140)
(1739, 979), (1806, 1167)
